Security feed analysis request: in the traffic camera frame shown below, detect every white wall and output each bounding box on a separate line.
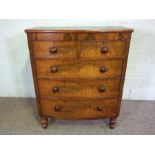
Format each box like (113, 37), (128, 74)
(0, 19), (155, 100)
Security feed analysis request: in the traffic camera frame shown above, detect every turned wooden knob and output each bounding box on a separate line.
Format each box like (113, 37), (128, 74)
(53, 87), (59, 93)
(101, 47), (109, 54)
(51, 66), (58, 73)
(97, 105), (103, 111)
(50, 47), (57, 54)
(54, 105), (61, 112)
(100, 67), (107, 73)
(99, 86), (105, 92)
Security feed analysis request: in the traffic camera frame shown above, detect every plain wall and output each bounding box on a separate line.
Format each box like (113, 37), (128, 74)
(0, 19), (155, 100)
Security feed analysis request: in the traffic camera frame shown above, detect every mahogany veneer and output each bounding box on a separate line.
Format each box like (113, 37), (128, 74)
(25, 26), (133, 129)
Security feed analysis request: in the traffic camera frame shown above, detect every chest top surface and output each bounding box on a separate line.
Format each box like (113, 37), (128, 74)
(25, 26), (133, 33)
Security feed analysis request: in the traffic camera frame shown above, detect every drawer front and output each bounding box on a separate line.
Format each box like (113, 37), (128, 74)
(32, 41), (77, 58)
(40, 99), (117, 119)
(79, 33), (131, 41)
(80, 41), (125, 58)
(28, 32), (79, 41)
(38, 79), (120, 98)
(35, 60), (123, 78)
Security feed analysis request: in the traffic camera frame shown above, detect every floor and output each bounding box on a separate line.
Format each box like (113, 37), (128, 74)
(0, 98), (155, 135)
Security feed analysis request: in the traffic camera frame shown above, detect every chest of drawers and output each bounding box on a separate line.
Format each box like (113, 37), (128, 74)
(25, 27), (133, 129)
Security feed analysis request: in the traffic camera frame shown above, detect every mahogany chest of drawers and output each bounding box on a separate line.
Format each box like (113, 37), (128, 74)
(25, 27), (133, 129)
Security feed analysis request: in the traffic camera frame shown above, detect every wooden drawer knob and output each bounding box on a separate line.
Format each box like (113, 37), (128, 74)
(101, 47), (109, 54)
(54, 105), (61, 112)
(97, 105), (103, 111)
(53, 87), (59, 93)
(99, 86), (105, 92)
(100, 67), (107, 73)
(51, 66), (58, 73)
(50, 47), (57, 54)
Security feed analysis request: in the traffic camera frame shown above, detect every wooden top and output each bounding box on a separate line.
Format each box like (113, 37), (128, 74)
(25, 26), (133, 33)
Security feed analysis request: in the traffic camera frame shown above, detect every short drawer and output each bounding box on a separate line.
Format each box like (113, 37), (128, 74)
(40, 99), (117, 119)
(38, 79), (120, 98)
(80, 41), (125, 58)
(28, 32), (79, 41)
(35, 60), (123, 78)
(32, 41), (77, 58)
(79, 32), (131, 41)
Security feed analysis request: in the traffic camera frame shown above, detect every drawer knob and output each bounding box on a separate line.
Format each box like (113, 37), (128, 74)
(50, 47), (57, 54)
(99, 86), (105, 92)
(100, 67), (107, 73)
(101, 47), (109, 54)
(97, 105), (103, 111)
(53, 87), (59, 93)
(54, 105), (61, 112)
(51, 66), (58, 73)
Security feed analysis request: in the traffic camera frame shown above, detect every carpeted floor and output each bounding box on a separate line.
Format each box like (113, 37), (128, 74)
(0, 98), (155, 135)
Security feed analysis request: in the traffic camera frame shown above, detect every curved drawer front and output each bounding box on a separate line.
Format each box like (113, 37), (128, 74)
(79, 33), (131, 41)
(28, 32), (79, 41)
(35, 60), (123, 78)
(40, 99), (117, 119)
(80, 41), (125, 58)
(38, 79), (120, 98)
(32, 41), (77, 58)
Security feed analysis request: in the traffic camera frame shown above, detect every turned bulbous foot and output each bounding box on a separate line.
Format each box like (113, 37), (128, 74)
(109, 117), (117, 129)
(40, 117), (48, 129)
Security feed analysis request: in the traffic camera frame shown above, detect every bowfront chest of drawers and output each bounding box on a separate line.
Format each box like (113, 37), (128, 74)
(25, 27), (133, 129)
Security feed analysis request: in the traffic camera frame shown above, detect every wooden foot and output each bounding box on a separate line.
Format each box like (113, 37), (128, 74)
(109, 117), (117, 129)
(40, 117), (48, 129)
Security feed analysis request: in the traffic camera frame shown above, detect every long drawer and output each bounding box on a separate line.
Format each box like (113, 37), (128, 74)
(40, 98), (117, 119)
(35, 60), (123, 78)
(38, 79), (120, 98)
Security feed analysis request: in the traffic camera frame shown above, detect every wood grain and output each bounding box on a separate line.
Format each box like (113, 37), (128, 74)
(40, 98), (118, 119)
(27, 33), (79, 41)
(37, 79), (120, 98)
(25, 26), (133, 33)
(32, 41), (78, 58)
(25, 27), (133, 128)
(79, 33), (131, 41)
(35, 59), (123, 78)
(80, 41), (125, 58)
